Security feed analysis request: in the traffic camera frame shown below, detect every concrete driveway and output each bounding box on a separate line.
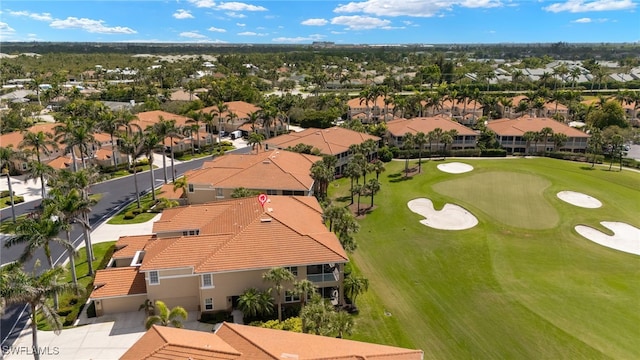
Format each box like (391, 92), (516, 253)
(4, 311), (212, 359)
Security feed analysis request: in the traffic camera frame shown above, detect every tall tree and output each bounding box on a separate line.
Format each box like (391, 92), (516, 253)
(142, 130), (162, 201)
(293, 279), (317, 307)
(539, 127), (554, 155)
(262, 267), (295, 321)
(402, 132), (415, 176)
(19, 131), (57, 197)
(0, 145), (24, 222)
(119, 130), (146, 209)
(343, 275), (369, 307)
(587, 127), (604, 168)
(414, 132), (428, 173)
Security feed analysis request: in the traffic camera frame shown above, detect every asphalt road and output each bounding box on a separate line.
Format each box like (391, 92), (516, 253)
(0, 147), (250, 348)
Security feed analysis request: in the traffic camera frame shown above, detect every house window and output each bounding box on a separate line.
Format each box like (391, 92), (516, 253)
(21, 163), (27, 171)
(182, 230), (199, 236)
(285, 290), (300, 303)
(204, 298), (213, 311)
(216, 188), (223, 198)
(285, 266), (298, 276)
(267, 189), (278, 195)
(149, 271), (159, 285)
(201, 274), (213, 288)
(188, 184), (194, 193)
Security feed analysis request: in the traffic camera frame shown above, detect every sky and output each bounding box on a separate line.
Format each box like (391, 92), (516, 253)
(0, 0), (638, 44)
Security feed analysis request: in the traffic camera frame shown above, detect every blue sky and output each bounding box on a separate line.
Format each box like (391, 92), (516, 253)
(1, 1), (638, 44)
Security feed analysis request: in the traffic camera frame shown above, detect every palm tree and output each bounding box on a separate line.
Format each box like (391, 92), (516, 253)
(119, 130), (146, 209)
(343, 275), (369, 307)
(522, 131), (537, 155)
(414, 132), (428, 173)
(213, 101), (230, 142)
(344, 161), (362, 205)
(138, 299), (155, 316)
(0, 145), (24, 222)
(142, 130), (162, 201)
(186, 111), (204, 152)
(539, 127), (554, 155)
(587, 127), (604, 168)
(300, 293), (335, 336)
(144, 300), (188, 330)
(25, 161), (55, 199)
(247, 132), (265, 153)
(19, 131), (57, 197)
(262, 267), (295, 321)
(6, 214), (71, 270)
(98, 109), (125, 168)
(237, 287), (274, 319)
(552, 133), (568, 152)
(310, 159), (334, 200)
(245, 111), (261, 133)
(54, 117), (98, 171)
(371, 159), (385, 180)
(402, 132), (415, 176)
(352, 183), (363, 216)
(293, 279), (317, 307)
(365, 178), (381, 208)
(332, 310), (354, 338)
(0, 263), (81, 360)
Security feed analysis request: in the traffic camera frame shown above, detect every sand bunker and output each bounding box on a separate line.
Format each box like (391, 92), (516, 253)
(557, 191), (602, 208)
(407, 198), (478, 230)
(437, 162), (474, 174)
(575, 222), (640, 256)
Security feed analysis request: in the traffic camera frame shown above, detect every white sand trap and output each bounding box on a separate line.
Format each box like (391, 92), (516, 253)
(437, 162), (474, 174)
(407, 198), (478, 231)
(575, 222), (640, 256)
(557, 191), (602, 208)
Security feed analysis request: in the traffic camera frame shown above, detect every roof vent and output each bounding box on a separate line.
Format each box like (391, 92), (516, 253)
(260, 218), (272, 223)
(262, 160), (271, 164)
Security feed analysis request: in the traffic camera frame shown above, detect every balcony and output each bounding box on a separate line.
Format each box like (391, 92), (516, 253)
(307, 264), (339, 283)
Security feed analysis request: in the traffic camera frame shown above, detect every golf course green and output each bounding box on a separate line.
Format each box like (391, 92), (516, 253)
(333, 158), (640, 359)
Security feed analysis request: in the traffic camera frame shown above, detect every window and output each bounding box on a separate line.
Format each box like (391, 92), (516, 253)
(285, 290), (300, 303)
(216, 188), (224, 197)
(285, 266), (298, 276)
(21, 163), (27, 171)
(202, 274), (213, 288)
(267, 189), (278, 195)
(188, 184), (194, 192)
(182, 230), (200, 236)
(149, 271), (159, 285)
(204, 298), (213, 311)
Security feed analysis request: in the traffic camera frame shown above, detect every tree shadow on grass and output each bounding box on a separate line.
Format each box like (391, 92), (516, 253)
(387, 173), (403, 179)
(389, 176), (414, 183)
(579, 166), (596, 171)
(336, 195), (351, 203)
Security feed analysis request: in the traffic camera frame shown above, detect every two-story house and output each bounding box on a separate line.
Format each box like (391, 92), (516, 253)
(386, 116), (478, 151)
(90, 195), (348, 317)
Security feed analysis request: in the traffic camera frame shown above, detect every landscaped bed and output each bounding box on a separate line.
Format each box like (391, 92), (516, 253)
(330, 157), (640, 359)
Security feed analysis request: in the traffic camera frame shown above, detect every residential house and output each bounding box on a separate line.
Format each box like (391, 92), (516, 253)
(422, 99), (483, 125)
(486, 116), (589, 154)
(90, 195), (348, 316)
(347, 96), (394, 123)
(498, 95), (569, 120)
(386, 116), (478, 151)
(183, 149), (321, 204)
(133, 110), (208, 152)
(265, 127), (380, 176)
(200, 101), (285, 137)
(121, 323), (424, 359)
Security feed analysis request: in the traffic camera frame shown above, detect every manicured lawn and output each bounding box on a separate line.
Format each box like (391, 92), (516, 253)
(107, 191), (160, 225)
(333, 158), (640, 359)
(37, 241), (116, 330)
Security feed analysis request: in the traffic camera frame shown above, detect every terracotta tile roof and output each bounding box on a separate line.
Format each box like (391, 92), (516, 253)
(120, 325), (241, 360)
(386, 116), (477, 136)
(185, 150), (320, 192)
(91, 267), (146, 299)
(142, 196), (347, 273)
(347, 96), (394, 109)
(486, 116), (590, 137)
(46, 156), (72, 170)
(133, 110), (193, 130)
(170, 89), (200, 102)
(265, 127), (380, 156)
(94, 148), (113, 161)
(113, 235), (156, 259)
(0, 123), (58, 148)
(215, 322), (424, 359)
(158, 183), (185, 200)
(201, 101), (261, 121)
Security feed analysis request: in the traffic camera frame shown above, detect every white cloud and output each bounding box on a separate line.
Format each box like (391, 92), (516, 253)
(331, 15), (392, 30)
(236, 22), (246, 27)
(238, 31), (267, 36)
(225, 12), (247, 18)
(8, 10), (53, 21)
(331, 31), (346, 34)
(180, 31), (207, 38)
(188, 0), (218, 8)
(208, 26), (227, 32)
(573, 17), (593, 22)
(217, 2), (267, 11)
(301, 18), (328, 26)
(0, 22), (16, 35)
(544, 0), (636, 13)
(173, 9), (194, 19)
(334, 0), (501, 18)
(50, 17), (137, 34)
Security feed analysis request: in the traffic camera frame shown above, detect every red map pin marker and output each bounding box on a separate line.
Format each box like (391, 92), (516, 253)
(258, 193), (268, 207)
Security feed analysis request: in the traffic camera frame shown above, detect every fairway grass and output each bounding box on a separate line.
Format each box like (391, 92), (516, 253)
(335, 158), (640, 359)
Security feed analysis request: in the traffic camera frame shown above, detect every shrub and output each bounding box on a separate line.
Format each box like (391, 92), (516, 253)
(57, 307), (73, 317)
(480, 149), (507, 157)
(123, 211), (136, 220)
(0, 190), (14, 198)
(199, 310), (232, 324)
(63, 306), (81, 327)
(135, 158), (149, 166)
(86, 301), (96, 318)
(5, 196), (24, 205)
(378, 146), (394, 162)
(131, 208), (143, 215)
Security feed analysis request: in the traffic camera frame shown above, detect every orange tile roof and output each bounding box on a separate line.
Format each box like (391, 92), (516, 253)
(120, 325), (241, 360)
(91, 267), (146, 299)
(201, 101), (261, 121)
(158, 183), (185, 200)
(265, 127), (380, 156)
(0, 123), (58, 148)
(185, 150), (320, 191)
(347, 96), (393, 109)
(133, 110), (193, 130)
(486, 116), (590, 137)
(143, 196), (347, 273)
(46, 156), (72, 170)
(113, 234), (156, 259)
(386, 116), (477, 137)
(215, 322), (424, 359)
